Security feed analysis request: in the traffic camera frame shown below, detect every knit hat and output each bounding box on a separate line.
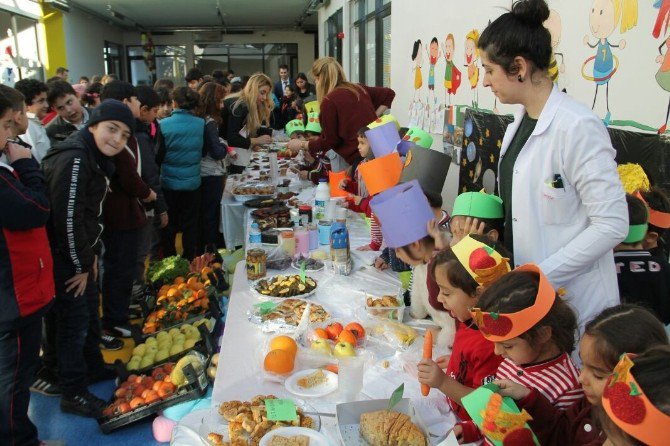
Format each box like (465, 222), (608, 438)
(87, 99), (135, 135)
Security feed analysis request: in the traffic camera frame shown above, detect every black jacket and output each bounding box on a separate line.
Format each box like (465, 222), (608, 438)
(42, 129), (114, 274)
(135, 119), (167, 214)
(45, 108), (90, 146)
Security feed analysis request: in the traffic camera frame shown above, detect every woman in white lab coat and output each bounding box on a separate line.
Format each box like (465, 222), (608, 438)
(477, 0), (628, 329)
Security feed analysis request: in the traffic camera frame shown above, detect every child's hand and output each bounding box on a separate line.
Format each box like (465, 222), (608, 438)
(338, 178), (350, 189)
(435, 354), (451, 369)
(4, 142), (32, 162)
(427, 219), (450, 250)
(417, 358), (448, 390)
(350, 195), (363, 206)
(494, 379), (531, 401)
(450, 217), (485, 247)
(373, 257), (389, 270)
(357, 245), (373, 251)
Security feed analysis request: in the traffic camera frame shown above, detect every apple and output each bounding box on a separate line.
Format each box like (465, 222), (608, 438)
(145, 337), (157, 346)
(140, 356), (154, 369)
(156, 331), (170, 341)
(155, 349), (170, 362)
(326, 322), (343, 341)
(132, 344), (147, 357)
(169, 328), (181, 338)
(169, 344), (184, 356)
(310, 339), (332, 355)
(333, 341), (356, 357)
(172, 334), (186, 345)
(183, 339), (197, 350)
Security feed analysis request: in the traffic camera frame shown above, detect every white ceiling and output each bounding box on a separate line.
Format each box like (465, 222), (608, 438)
(69, 0), (319, 31)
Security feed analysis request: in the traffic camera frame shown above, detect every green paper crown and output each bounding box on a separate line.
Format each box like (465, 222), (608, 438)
(402, 127), (433, 149)
(304, 100), (320, 115)
(368, 114), (400, 130)
(452, 191), (504, 220)
(624, 223), (648, 244)
(305, 112), (321, 134)
(285, 119), (305, 137)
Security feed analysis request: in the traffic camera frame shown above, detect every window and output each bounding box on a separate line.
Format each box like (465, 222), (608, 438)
(350, 0), (391, 86)
(127, 45), (187, 86)
(0, 10), (44, 83)
(193, 43), (298, 78)
(104, 41), (123, 79)
(325, 8), (343, 65)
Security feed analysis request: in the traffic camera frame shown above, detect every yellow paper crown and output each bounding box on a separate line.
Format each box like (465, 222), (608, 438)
(602, 353), (670, 446)
(451, 235), (510, 288)
(617, 163), (650, 194)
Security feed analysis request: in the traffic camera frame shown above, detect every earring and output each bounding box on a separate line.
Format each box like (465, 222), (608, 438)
(518, 75), (524, 82)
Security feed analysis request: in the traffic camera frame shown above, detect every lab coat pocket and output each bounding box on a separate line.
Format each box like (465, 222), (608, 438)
(541, 183), (577, 225)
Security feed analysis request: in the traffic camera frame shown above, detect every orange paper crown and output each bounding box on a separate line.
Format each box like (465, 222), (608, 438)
(471, 264), (555, 342)
(358, 152), (403, 196)
(635, 191), (670, 229)
(451, 235), (511, 288)
(328, 170), (349, 198)
(602, 353), (670, 446)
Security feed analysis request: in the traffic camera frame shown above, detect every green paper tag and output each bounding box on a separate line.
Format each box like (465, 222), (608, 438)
(388, 383), (404, 411)
(300, 261), (306, 283)
(254, 301), (277, 315)
(265, 399), (297, 421)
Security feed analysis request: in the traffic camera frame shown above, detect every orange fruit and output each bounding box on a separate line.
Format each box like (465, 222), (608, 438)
(337, 329), (357, 345)
(159, 285), (170, 296)
(264, 349), (295, 375)
(174, 276), (185, 285)
(167, 287), (180, 298)
(269, 335), (298, 358)
(344, 322), (366, 340)
(187, 277), (199, 288)
(313, 328), (329, 340)
(201, 266), (213, 276)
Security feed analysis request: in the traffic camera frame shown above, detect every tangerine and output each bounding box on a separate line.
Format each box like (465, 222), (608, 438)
(269, 335), (298, 358)
(313, 328), (329, 340)
(344, 322), (366, 340)
(337, 329), (357, 345)
(129, 396), (145, 409)
(201, 266), (213, 276)
(174, 276), (185, 285)
(263, 349), (295, 375)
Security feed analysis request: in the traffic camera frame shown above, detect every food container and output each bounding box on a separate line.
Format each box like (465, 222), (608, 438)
(365, 291), (406, 321)
(294, 228), (310, 257)
(246, 249), (267, 280)
(279, 231), (296, 256)
(318, 220), (332, 245)
(298, 204), (313, 224)
(307, 224), (319, 250)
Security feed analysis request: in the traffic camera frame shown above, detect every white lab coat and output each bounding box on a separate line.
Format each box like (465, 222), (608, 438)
(499, 86), (628, 329)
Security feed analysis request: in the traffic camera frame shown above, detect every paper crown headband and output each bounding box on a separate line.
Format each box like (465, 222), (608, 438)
(452, 191), (504, 220)
(471, 263), (555, 342)
(365, 122), (401, 158)
(461, 384), (539, 446)
(400, 147), (451, 195)
(402, 127), (434, 149)
(305, 112), (321, 133)
(635, 191), (670, 229)
(285, 119), (305, 137)
(368, 114), (400, 130)
(452, 235), (510, 288)
(602, 353), (670, 446)
(370, 179), (435, 248)
(359, 152), (403, 196)
(624, 223), (648, 244)
(304, 100), (320, 115)
(617, 163), (650, 195)
(328, 170), (349, 198)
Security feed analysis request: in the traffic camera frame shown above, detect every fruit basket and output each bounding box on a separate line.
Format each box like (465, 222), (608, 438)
(97, 360), (208, 434)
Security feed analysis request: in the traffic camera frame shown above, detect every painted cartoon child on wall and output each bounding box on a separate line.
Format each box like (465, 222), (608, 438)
(412, 39), (423, 103)
(442, 33), (461, 105)
(544, 9), (566, 88)
(464, 29), (480, 108)
(653, 0), (670, 133)
(426, 37), (440, 105)
(583, 0), (638, 124)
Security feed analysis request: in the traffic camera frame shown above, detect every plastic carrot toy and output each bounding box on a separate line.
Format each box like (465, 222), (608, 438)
(421, 330), (433, 396)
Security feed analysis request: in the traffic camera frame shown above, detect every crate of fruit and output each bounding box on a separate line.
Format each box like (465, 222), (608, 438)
(97, 354), (208, 433)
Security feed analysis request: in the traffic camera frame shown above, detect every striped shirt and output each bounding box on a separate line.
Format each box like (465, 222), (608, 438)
(496, 353), (583, 409)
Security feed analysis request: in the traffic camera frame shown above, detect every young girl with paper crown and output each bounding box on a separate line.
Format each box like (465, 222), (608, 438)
(494, 304), (669, 446)
(416, 234), (511, 444)
(598, 346), (670, 446)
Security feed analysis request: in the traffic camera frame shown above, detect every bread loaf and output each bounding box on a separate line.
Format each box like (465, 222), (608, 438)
(359, 410), (426, 446)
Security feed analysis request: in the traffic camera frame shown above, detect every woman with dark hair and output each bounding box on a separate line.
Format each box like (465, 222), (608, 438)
(294, 72), (315, 99)
(81, 82), (102, 109)
(478, 0), (627, 330)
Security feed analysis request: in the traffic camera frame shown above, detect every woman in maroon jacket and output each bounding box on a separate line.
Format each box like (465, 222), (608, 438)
(286, 57), (395, 170)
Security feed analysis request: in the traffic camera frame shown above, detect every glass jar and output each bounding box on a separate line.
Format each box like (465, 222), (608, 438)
(279, 231), (296, 257)
(246, 248), (267, 280)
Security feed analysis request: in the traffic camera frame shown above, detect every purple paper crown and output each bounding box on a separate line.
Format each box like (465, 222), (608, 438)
(365, 122), (401, 158)
(396, 139), (415, 156)
(370, 179), (435, 248)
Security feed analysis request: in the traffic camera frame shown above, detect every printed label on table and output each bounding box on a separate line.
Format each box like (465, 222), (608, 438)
(265, 398), (297, 421)
(254, 301), (277, 315)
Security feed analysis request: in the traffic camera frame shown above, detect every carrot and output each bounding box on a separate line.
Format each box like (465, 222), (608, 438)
(421, 330), (433, 396)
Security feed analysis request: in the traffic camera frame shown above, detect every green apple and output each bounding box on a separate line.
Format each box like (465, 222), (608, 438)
(172, 334), (186, 345)
(333, 341), (356, 357)
(185, 330), (200, 341)
(157, 339), (172, 350)
(145, 336), (157, 346)
(180, 324), (194, 334)
(183, 338), (197, 350)
(129, 355), (142, 364)
(132, 344), (147, 357)
(156, 331), (170, 341)
(169, 344), (184, 356)
(310, 339), (332, 356)
(140, 356), (154, 369)
(145, 344), (158, 355)
(127, 359), (141, 371)
(169, 328), (181, 338)
(155, 349), (170, 362)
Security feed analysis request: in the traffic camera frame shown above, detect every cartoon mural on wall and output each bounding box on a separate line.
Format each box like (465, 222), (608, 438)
(544, 9), (566, 89)
(465, 29), (480, 108)
(426, 37), (440, 105)
(653, 0), (670, 133)
(411, 39), (423, 103)
(582, 0), (638, 125)
(442, 33), (462, 105)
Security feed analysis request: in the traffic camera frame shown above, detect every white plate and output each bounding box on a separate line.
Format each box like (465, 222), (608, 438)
(285, 369), (338, 397)
(250, 275), (318, 300)
(259, 427), (330, 446)
(291, 258), (325, 272)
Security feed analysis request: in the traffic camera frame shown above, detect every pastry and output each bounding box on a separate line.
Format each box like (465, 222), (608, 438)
(296, 369), (327, 389)
(359, 410), (426, 446)
(268, 435), (310, 446)
(207, 432), (224, 445)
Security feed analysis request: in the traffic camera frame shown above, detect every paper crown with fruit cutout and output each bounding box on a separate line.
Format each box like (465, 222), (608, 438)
(635, 191), (670, 229)
(451, 235), (510, 288)
(304, 99), (319, 115)
(285, 119), (305, 137)
(359, 152), (403, 196)
(305, 112), (321, 134)
(397, 127), (434, 154)
(365, 122), (401, 158)
(452, 190), (504, 220)
(602, 353), (670, 446)
(367, 114), (400, 130)
(462, 384), (540, 446)
(471, 263), (555, 342)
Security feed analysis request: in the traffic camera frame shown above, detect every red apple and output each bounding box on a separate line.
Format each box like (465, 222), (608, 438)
(326, 322), (343, 341)
(469, 247), (497, 271)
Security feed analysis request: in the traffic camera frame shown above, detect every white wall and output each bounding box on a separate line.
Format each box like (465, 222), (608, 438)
(62, 8), (124, 81)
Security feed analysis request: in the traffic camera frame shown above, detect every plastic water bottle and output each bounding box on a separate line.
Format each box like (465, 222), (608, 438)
(249, 222), (262, 248)
(314, 178), (330, 220)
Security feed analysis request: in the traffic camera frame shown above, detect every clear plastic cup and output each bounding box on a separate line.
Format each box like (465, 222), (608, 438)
(338, 355), (365, 402)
